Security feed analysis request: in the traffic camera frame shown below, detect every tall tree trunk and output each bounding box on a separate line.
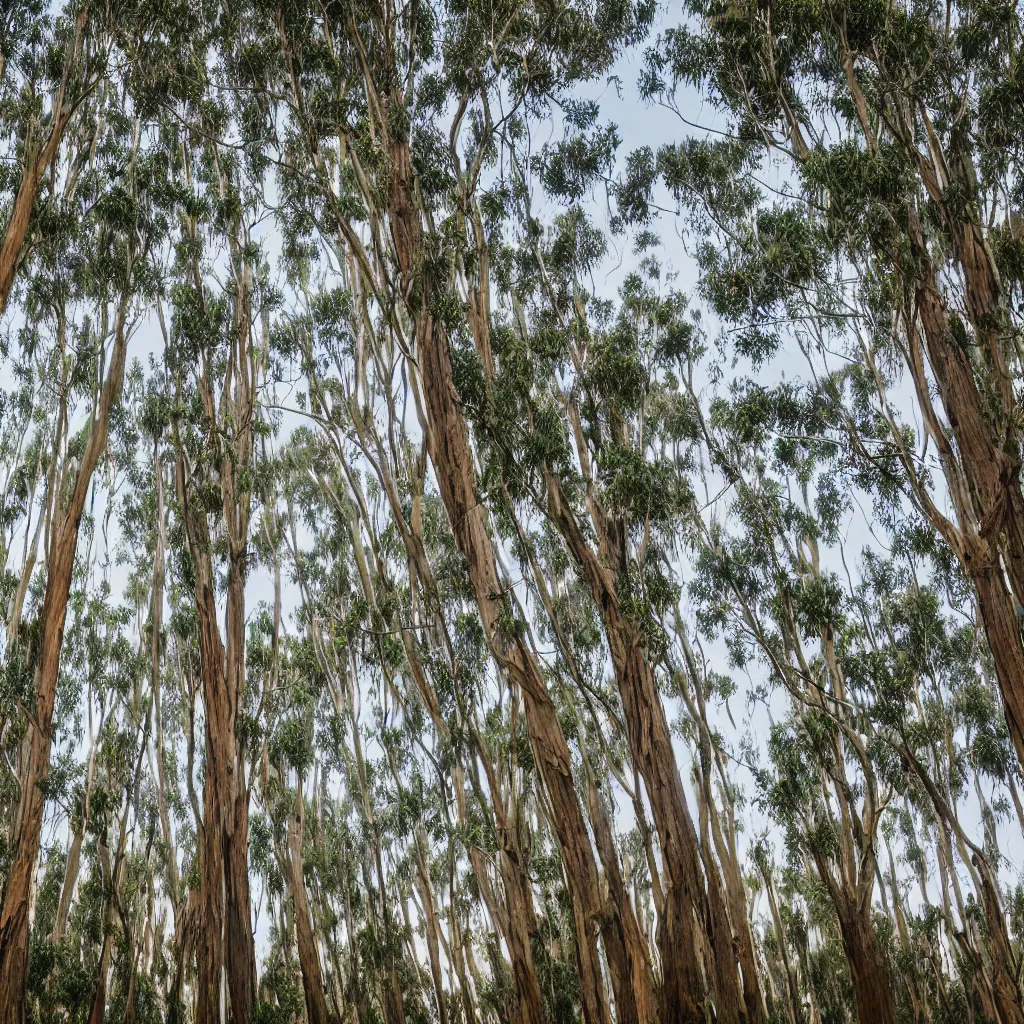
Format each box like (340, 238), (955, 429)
(384, 131), (616, 1024)
(836, 906), (896, 1024)
(905, 746), (1024, 1024)
(51, 721), (101, 944)
(585, 771), (658, 1024)
(680, 630), (765, 1024)
(177, 483), (257, 1024)
(289, 789), (332, 1024)
(333, 366), (547, 1024)
(415, 831), (449, 1024)
(0, 296), (132, 1024)
(175, 225), (258, 1024)
(545, 474), (743, 1022)
(151, 440), (180, 911)
(755, 857), (801, 1024)
(0, 6), (89, 317)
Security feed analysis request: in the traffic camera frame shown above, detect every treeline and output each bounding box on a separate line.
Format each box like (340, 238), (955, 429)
(0, 1), (1023, 1023)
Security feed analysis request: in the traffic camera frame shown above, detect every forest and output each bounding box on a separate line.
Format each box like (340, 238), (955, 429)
(1, 0), (1023, 1022)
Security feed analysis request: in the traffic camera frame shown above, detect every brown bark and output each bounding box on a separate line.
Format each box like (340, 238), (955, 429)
(682, 639), (764, 1024)
(545, 474), (744, 1022)
(0, 294), (132, 1024)
(282, 26), (548, 1017)
(174, 241), (257, 1024)
(836, 908), (896, 1024)
(906, 261), (1024, 769)
(289, 790), (332, 1024)
(585, 773), (658, 1024)
(511, 490), (659, 1024)
(775, 42), (1024, 791)
(385, 131), (613, 1024)
(0, 6), (90, 317)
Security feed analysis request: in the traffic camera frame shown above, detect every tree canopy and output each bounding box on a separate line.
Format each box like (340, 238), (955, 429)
(1, 0), (1023, 1023)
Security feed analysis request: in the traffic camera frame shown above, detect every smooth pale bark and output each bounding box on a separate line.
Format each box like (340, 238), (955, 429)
(167, 891), (199, 1024)
(414, 832), (448, 1024)
(51, 721), (101, 944)
(52, 829), (84, 944)
(339, 366), (548, 1024)
(0, 297), (132, 1024)
(755, 858), (801, 1024)
(906, 748), (1024, 1024)
(151, 442), (180, 911)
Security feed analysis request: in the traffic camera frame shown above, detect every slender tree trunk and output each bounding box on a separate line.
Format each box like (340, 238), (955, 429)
(87, 930), (113, 1024)
(334, 370), (547, 1024)
(151, 441), (180, 911)
(415, 832), (448, 1024)
(757, 860), (800, 1024)
(907, 748), (1024, 1024)
(51, 723), (100, 945)
(52, 828), (84, 944)
(175, 231), (258, 1024)
(289, 793), (332, 1024)
(585, 772), (658, 1024)
(168, 890), (199, 1024)
(385, 131), (614, 1024)
(0, 297), (132, 1024)
(0, 6), (89, 317)
(905, 243), (1024, 769)
(545, 474), (741, 1022)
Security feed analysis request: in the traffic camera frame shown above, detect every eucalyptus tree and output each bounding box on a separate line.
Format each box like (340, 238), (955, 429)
(0, 40), (174, 1024)
(0, 0), (98, 315)
(2, 0), (1024, 1017)
(473, 192), (765, 1020)
(272, 443), (435, 1024)
(670, 252), (1024, 1022)
(278, 267), (557, 1024)
(164, 121), (272, 1019)
(638, 0), (1024, 773)
(250, 0), (676, 1017)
